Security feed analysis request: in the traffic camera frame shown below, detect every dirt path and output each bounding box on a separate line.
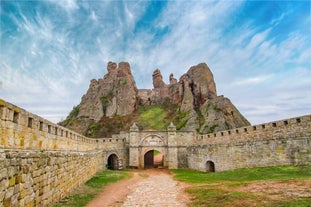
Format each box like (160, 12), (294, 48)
(86, 169), (189, 207)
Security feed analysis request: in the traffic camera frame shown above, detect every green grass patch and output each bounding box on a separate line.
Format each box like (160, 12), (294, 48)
(172, 165), (311, 183)
(53, 170), (129, 207)
(268, 198), (311, 207)
(54, 194), (96, 207)
(138, 105), (170, 130)
(86, 121), (100, 137)
(173, 166), (311, 207)
(85, 170), (129, 189)
(175, 111), (190, 130)
(153, 150), (161, 156)
(186, 187), (265, 207)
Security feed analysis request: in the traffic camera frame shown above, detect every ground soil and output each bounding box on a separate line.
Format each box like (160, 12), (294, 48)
(86, 168), (311, 207)
(236, 179), (311, 200)
(86, 169), (190, 207)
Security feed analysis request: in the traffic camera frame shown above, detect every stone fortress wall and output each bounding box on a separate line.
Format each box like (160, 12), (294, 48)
(1, 98), (310, 206)
(189, 114), (311, 172)
(0, 99), (127, 207)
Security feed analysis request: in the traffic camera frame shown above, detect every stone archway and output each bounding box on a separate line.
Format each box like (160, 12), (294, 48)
(144, 150), (164, 169)
(107, 154), (119, 170)
(206, 160), (215, 172)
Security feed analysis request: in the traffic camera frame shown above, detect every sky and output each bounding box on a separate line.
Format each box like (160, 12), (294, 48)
(0, 0), (310, 125)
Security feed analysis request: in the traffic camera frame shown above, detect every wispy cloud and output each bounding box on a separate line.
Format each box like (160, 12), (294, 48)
(1, 0), (310, 124)
(234, 75), (273, 86)
(47, 0), (79, 11)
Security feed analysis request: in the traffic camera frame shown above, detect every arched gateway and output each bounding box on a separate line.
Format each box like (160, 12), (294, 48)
(129, 123), (180, 169)
(144, 150), (164, 168)
(140, 134), (167, 168)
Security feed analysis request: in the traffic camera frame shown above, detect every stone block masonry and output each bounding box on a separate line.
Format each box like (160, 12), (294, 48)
(1, 97), (311, 206)
(0, 149), (103, 207)
(0, 99), (123, 207)
(188, 115), (311, 172)
(0, 99), (97, 151)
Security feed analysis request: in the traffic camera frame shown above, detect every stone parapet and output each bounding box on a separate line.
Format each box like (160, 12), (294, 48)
(0, 149), (103, 207)
(194, 115), (311, 145)
(189, 115), (311, 172)
(0, 99), (96, 151)
(0, 99), (127, 151)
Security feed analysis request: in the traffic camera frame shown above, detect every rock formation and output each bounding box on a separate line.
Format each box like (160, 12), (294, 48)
(152, 69), (166, 88)
(61, 61), (250, 136)
(78, 61), (137, 120)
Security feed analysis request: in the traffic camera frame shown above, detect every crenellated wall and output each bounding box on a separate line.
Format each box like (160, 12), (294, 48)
(0, 99), (127, 207)
(188, 115), (311, 172)
(1, 98), (310, 206)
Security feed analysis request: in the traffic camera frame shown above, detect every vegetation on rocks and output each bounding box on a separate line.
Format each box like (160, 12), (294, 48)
(60, 62), (251, 137)
(89, 103), (190, 137)
(60, 105), (80, 126)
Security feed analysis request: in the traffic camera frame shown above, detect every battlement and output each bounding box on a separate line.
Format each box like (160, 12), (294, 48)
(1, 98), (310, 206)
(0, 99), (126, 151)
(1, 98), (310, 151)
(195, 114), (311, 145)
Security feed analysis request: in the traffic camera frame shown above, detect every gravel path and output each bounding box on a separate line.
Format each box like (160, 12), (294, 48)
(87, 169), (189, 207)
(122, 170), (189, 207)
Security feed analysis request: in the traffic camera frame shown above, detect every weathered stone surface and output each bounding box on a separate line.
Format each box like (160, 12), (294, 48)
(199, 96), (251, 133)
(78, 61), (138, 120)
(186, 63), (217, 101)
(0, 97), (310, 207)
(61, 61), (250, 134)
(107, 61), (117, 74)
(169, 73), (177, 85)
(152, 69), (166, 88)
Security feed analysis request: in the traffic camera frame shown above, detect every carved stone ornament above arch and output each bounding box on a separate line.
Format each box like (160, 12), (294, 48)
(139, 134), (167, 147)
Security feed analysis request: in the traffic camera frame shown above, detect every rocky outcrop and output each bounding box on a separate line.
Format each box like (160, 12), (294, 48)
(198, 96), (250, 133)
(77, 61), (137, 121)
(138, 63), (217, 108)
(152, 69), (166, 88)
(61, 61), (250, 136)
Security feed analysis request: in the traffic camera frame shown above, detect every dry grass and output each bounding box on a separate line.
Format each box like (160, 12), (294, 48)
(173, 166), (311, 207)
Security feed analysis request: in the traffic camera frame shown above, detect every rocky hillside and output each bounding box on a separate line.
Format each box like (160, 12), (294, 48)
(60, 62), (250, 137)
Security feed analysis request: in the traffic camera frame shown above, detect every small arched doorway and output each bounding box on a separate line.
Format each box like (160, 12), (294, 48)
(107, 154), (119, 170)
(144, 150), (163, 169)
(206, 160), (215, 172)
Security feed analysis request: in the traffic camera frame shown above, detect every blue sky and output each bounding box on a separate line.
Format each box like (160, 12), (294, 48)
(1, 0), (310, 125)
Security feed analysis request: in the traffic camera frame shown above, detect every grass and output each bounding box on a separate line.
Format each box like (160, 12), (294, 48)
(53, 170), (129, 207)
(173, 165), (311, 207)
(138, 105), (169, 130)
(60, 100), (192, 137)
(186, 187), (264, 207)
(153, 150), (161, 156)
(172, 165), (311, 183)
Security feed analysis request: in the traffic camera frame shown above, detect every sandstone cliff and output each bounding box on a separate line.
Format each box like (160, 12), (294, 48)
(60, 62), (250, 137)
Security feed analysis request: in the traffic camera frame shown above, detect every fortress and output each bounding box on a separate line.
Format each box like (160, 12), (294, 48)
(1, 98), (310, 206)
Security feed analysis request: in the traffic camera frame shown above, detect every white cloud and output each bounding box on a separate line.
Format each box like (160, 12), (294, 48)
(246, 29), (271, 51)
(1, 0), (310, 125)
(233, 75), (273, 86)
(90, 10), (97, 22)
(47, 0), (79, 11)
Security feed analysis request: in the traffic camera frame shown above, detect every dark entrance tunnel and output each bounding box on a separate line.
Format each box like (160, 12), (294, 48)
(107, 154), (118, 170)
(206, 160), (215, 172)
(144, 150), (163, 168)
